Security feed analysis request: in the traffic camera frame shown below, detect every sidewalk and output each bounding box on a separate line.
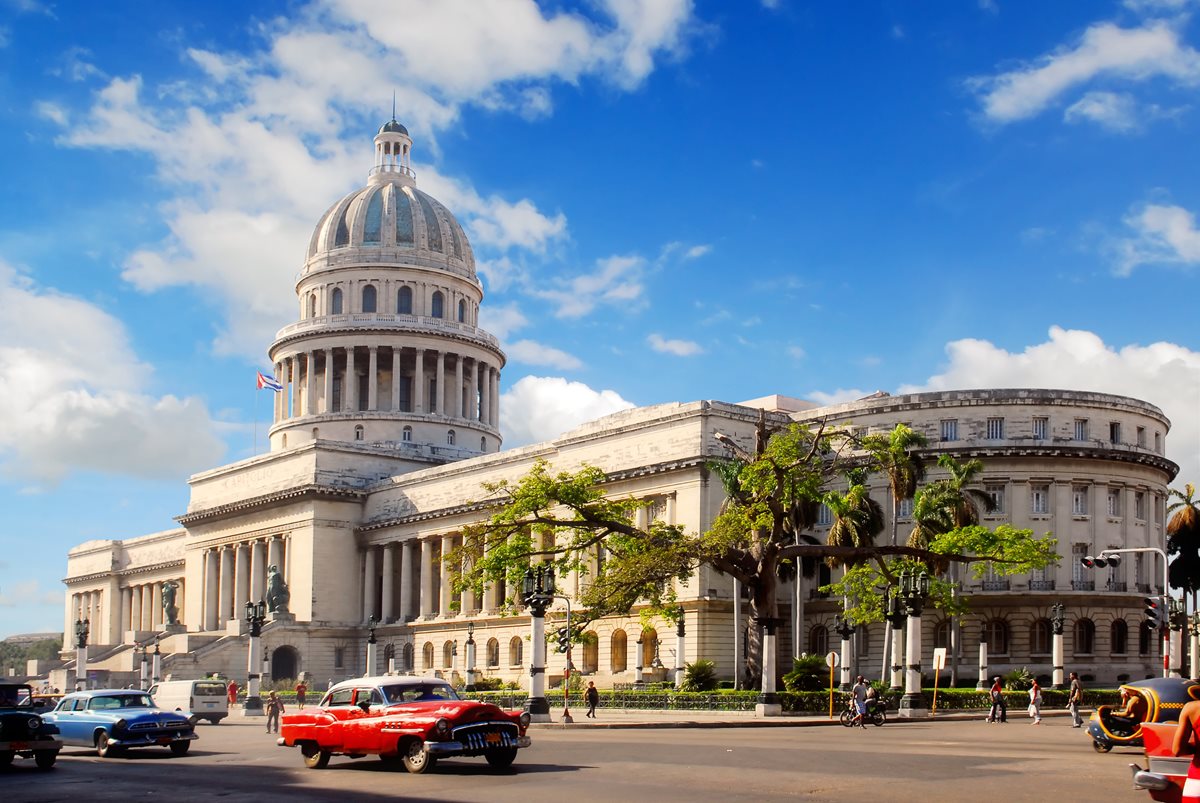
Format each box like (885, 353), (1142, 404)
(530, 707), (1081, 729)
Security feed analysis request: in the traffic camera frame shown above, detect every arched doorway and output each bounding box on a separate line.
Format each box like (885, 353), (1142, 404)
(271, 645), (300, 681)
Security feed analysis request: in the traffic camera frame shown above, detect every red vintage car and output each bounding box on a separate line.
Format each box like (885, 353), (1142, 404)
(278, 676), (531, 773)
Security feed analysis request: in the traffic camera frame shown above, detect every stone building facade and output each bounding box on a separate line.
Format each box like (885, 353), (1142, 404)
(58, 123), (1179, 691)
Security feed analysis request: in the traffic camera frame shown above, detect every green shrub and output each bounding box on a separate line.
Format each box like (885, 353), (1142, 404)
(471, 676), (506, 691)
(681, 660), (719, 692)
(783, 654), (829, 692)
(1003, 667), (1034, 691)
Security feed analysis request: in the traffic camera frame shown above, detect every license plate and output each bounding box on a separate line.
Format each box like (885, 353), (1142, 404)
(204, 703), (215, 708)
(157, 737), (172, 745)
(10, 741), (27, 750)
(485, 733), (501, 744)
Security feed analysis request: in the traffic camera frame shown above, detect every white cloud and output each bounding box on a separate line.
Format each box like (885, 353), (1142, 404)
(534, 254), (646, 318)
(683, 244), (712, 260)
(972, 21), (1200, 123)
(647, 333), (703, 356)
(0, 260), (225, 487)
(1064, 90), (1140, 131)
(1124, 0), (1198, 12)
(505, 340), (583, 370)
(1115, 202), (1200, 274)
(896, 327), (1200, 485)
(478, 303), (529, 340)
(500, 375), (635, 446)
(33, 100), (67, 126)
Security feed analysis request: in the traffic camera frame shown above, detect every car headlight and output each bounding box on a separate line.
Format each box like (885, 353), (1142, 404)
(27, 716), (41, 731)
(518, 712), (531, 729)
(434, 718), (450, 737)
(114, 719), (127, 731)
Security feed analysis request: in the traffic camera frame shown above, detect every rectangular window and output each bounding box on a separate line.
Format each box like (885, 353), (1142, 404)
(1032, 416), (1048, 440)
(985, 484), (1005, 514)
(1135, 491), (1146, 520)
(1072, 486), (1089, 516)
(1155, 432), (1162, 453)
(1110, 422), (1122, 444)
(1031, 484), (1050, 515)
(1074, 419), (1089, 441)
(334, 648), (344, 669)
(940, 419), (958, 442)
(1072, 544), (1088, 583)
(898, 498), (914, 518)
(1107, 488), (1121, 517)
(1136, 553), (1146, 587)
(817, 504), (832, 526)
(1136, 426), (1146, 447)
(986, 417), (1004, 439)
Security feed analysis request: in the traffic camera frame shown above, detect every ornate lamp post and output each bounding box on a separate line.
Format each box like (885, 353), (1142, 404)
(754, 616), (784, 716)
(465, 622), (477, 692)
(673, 606), (686, 689)
(242, 599), (267, 716)
(365, 616), (379, 677)
(634, 634), (645, 684)
(74, 617), (90, 691)
(151, 636), (162, 685)
(135, 643), (150, 690)
(1050, 603), (1065, 689)
(520, 566), (555, 722)
(833, 614), (855, 691)
(1170, 599), (1186, 679)
(883, 590), (907, 691)
(897, 568), (931, 718)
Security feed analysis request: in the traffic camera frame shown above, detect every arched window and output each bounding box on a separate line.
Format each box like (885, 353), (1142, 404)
(582, 631), (599, 674)
(640, 629), (658, 670)
(447, 429), (456, 446)
(431, 291), (444, 318)
(983, 619), (1009, 655)
(509, 636), (523, 667)
(1111, 619), (1129, 654)
(397, 286), (413, 314)
(403, 643), (414, 671)
(457, 299), (466, 322)
(422, 642), (434, 670)
(1074, 618), (1096, 655)
(312, 427), (319, 440)
(480, 437), (486, 451)
(354, 425), (364, 441)
(281, 433), (288, 448)
(1030, 619), (1052, 654)
(402, 426), (412, 443)
(331, 288), (344, 314)
(1140, 622), (1154, 655)
(611, 630), (628, 672)
(442, 641), (454, 669)
(934, 620), (951, 650)
(486, 638), (500, 667)
(809, 625), (828, 656)
(308, 293), (317, 318)
(362, 284), (377, 313)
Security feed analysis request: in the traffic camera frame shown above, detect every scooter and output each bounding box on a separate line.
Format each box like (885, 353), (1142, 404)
(840, 696), (886, 727)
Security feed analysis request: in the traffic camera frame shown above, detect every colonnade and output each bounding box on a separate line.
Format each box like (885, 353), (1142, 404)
(69, 579), (187, 645)
(201, 536), (288, 631)
(70, 590), (105, 633)
(272, 346), (500, 428)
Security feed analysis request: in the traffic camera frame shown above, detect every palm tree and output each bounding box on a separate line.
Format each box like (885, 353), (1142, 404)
(823, 482), (886, 562)
(908, 455), (996, 550)
(1167, 483), (1200, 610)
(862, 424), (928, 546)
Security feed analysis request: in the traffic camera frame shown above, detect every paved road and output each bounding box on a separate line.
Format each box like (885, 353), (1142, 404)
(9, 715), (1145, 802)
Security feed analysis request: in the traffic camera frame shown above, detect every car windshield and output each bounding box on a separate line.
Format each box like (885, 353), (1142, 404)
(89, 694), (154, 710)
(0, 685), (33, 708)
(380, 683), (460, 704)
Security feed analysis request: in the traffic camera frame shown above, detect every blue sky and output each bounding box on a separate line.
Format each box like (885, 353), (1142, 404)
(1, 0), (1198, 639)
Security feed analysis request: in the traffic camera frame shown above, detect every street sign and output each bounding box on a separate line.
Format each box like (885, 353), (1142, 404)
(826, 651), (839, 668)
(933, 648), (947, 671)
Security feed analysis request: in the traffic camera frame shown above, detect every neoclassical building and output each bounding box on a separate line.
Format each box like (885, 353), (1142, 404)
(58, 123), (1179, 691)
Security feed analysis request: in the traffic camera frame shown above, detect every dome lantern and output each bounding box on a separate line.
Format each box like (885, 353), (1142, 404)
(370, 116), (415, 187)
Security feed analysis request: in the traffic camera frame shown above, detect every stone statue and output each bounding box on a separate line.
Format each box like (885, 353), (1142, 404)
(161, 579), (180, 625)
(265, 565), (290, 614)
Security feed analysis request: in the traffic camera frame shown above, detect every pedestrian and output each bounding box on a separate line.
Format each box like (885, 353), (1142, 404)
(227, 679), (238, 707)
(988, 676), (1007, 723)
(1171, 697), (1200, 802)
(265, 691), (285, 733)
(295, 679), (308, 710)
(585, 681), (599, 718)
(1068, 672), (1083, 728)
(1028, 679), (1043, 724)
(851, 675), (868, 728)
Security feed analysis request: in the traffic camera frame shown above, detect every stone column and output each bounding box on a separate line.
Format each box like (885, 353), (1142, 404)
(479, 361), (489, 425)
(381, 543), (396, 623)
(414, 349), (425, 413)
(120, 586), (133, 638)
(435, 350), (445, 415)
(363, 546), (378, 622)
(491, 368), (500, 428)
(151, 582), (163, 629)
(305, 351), (316, 415)
(367, 346), (378, 411)
(204, 551), (219, 631)
(235, 544), (250, 613)
(460, 550), (475, 615)
(439, 535), (454, 616)
(290, 356), (301, 419)
(274, 362), (283, 422)
(900, 607), (928, 718)
(1052, 628), (1064, 688)
(454, 356), (464, 419)
(324, 348), (335, 413)
(140, 585), (153, 631)
(469, 359), (480, 421)
(345, 347), (357, 412)
(130, 585), (143, 634)
(419, 538), (435, 618)
(391, 348), (402, 411)
(400, 540), (416, 622)
(219, 547), (234, 627)
(250, 541), (266, 603)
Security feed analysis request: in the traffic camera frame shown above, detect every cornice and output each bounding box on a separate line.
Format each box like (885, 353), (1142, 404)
(177, 483), (366, 526)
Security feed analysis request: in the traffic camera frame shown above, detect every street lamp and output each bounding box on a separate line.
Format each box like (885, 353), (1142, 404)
(897, 568), (931, 718)
(366, 615), (379, 677)
(673, 606), (686, 689)
(135, 643), (149, 690)
(74, 617), (90, 690)
(242, 599), (267, 716)
(883, 590), (907, 691)
(833, 614), (855, 691)
(152, 636), (162, 685)
(520, 566), (556, 721)
(1049, 603), (1065, 688)
(465, 622), (477, 692)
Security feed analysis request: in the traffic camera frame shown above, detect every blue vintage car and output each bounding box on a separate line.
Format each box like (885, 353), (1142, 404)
(43, 689), (197, 757)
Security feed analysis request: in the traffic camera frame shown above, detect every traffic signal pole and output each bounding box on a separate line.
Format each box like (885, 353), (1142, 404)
(1098, 547), (1171, 678)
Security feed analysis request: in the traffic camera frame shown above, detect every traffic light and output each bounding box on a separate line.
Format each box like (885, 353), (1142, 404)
(556, 627), (571, 653)
(1080, 555), (1097, 569)
(1145, 596), (1163, 627)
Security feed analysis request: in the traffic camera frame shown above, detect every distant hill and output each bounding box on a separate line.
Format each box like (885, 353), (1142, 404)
(4, 633), (62, 645)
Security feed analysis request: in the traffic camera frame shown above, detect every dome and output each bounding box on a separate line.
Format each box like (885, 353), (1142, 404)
(305, 181), (476, 281)
(379, 119), (408, 136)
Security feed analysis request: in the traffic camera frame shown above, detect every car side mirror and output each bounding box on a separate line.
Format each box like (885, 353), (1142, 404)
(358, 700), (371, 713)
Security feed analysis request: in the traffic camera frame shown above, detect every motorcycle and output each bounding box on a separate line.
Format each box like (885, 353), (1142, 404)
(840, 695), (886, 727)
(1088, 677), (1200, 754)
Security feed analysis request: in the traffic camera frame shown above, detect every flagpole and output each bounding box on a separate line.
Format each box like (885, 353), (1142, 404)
(254, 382), (258, 456)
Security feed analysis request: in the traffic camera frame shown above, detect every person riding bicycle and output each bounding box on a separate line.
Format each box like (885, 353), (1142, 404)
(851, 676), (869, 727)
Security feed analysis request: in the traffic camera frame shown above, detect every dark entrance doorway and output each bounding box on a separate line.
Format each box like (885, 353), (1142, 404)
(271, 645), (299, 681)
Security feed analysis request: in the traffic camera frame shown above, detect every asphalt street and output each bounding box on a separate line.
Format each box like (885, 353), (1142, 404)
(5, 714), (1146, 802)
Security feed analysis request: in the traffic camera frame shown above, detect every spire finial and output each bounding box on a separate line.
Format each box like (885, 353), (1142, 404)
(392, 91), (396, 122)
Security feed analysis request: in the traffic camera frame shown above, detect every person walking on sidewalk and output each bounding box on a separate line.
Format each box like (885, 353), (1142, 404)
(1028, 679), (1043, 725)
(988, 676), (1007, 723)
(585, 681), (599, 719)
(1068, 672), (1083, 728)
(227, 680), (238, 707)
(295, 679), (308, 710)
(850, 676), (869, 728)
(265, 691), (286, 733)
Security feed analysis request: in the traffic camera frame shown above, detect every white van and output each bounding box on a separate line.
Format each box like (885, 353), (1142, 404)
(148, 678), (229, 724)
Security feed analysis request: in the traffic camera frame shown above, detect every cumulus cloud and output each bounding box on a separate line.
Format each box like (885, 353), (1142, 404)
(971, 21), (1200, 124)
(647, 333), (703, 356)
(506, 340), (583, 370)
(0, 260), (225, 487)
(1115, 202), (1200, 274)
(534, 254), (646, 318)
(1064, 90), (1141, 131)
(500, 375), (635, 447)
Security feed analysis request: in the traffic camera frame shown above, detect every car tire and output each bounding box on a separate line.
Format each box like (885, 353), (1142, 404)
(1092, 740), (1112, 753)
(301, 744), (330, 770)
(96, 732), (121, 758)
(0, 751), (13, 767)
(187, 715), (199, 726)
(34, 750), (58, 770)
(485, 748), (518, 770)
(401, 740), (435, 774)
(169, 741), (191, 756)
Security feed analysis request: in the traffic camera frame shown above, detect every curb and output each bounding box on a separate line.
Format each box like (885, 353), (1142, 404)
(531, 708), (1082, 730)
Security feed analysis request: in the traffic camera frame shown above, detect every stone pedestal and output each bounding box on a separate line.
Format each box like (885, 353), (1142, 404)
(269, 612), (295, 624)
(162, 623), (186, 635)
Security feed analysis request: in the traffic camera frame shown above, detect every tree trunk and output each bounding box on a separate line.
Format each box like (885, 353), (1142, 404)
(746, 551), (779, 689)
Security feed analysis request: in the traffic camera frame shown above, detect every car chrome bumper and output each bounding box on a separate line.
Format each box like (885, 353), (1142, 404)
(1129, 763), (1173, 791)
(425, 735), (531, 756)
(109, 732), (198, 748)
(0, 738), (63, 752)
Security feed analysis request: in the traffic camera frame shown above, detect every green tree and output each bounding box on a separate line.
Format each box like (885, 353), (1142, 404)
(1167, 483), (1200, 608)
(861, 424), (927, 546)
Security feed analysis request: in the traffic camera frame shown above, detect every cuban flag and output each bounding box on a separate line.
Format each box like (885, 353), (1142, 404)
(256, 371), (283, 392)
